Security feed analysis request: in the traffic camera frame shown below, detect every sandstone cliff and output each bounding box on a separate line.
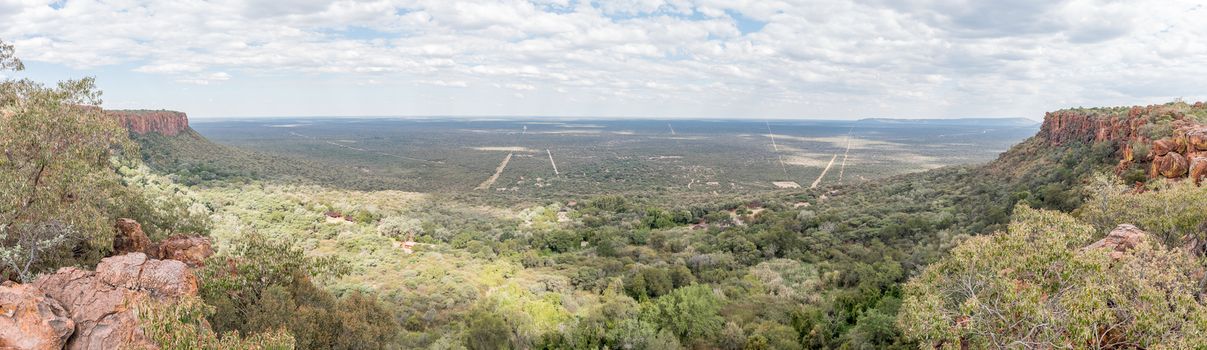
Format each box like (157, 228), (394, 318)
(107, 110), (190, 136)
(1031, 101), (1207, 184)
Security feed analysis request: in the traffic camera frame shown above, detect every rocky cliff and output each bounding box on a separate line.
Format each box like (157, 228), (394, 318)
(107, 109), (190, 136)
(1032, 101), (1207, 184)
(1037, 107), (1152, 147)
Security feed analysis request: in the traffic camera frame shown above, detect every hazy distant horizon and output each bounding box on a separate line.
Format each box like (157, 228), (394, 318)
(184, 114), (1042, 123)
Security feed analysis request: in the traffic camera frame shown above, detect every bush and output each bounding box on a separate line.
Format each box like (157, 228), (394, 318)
(899, 206), (1207, 348)
(644, 284), (725, 342)
(138, 296), (295, 350)
(198, 233), (399, 349)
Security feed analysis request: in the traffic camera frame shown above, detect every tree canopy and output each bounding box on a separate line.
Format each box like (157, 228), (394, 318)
(0, 38), (136, 281)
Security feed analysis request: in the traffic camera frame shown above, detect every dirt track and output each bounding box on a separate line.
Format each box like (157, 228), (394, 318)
(547, 149), (560, 175)
(838, 133), (852, 182)
(476, 153), (514, 190)
(811, 154), (838, 189)
(767, 122), (787, 174)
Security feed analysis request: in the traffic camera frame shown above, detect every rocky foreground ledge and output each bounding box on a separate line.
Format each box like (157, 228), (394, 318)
(0, 220), (212, 350)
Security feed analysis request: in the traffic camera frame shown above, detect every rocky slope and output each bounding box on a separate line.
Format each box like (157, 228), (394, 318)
(0, 219), (213, 350)
(107, 110), (190, 136)
(1023, 101), (1207, 184)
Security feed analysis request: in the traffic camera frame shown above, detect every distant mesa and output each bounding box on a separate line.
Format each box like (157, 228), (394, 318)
(106, 109), (190, 136)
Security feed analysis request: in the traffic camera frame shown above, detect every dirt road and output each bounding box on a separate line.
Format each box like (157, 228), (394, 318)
(476, 152), (514, 190)
(811, 154), (838, 189)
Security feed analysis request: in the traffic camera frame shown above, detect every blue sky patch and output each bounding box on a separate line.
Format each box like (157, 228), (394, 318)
(726, 10), (767, 35)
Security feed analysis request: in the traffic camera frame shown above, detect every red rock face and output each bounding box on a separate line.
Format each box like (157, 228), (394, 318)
(1187, 127), (1207, 152)
(106, 109), (189, 136)
(1153, 152), (1189, 178)
(1152, 139), (1176, 157)
(32, 253), (197, 350)
(1036, 102), (1207, 186)
(1038, 109), (1149, 147)
(154, 235), (215, 268)
(0, 282), (74, 350)
(1190, 157), (1207, 186)
(113, 218), (151, 255)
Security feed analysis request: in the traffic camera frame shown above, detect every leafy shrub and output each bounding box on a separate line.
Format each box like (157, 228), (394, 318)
(198, 233), (400, 349)
(899, 206), (1207, 348)
(138, 296), (295, 350)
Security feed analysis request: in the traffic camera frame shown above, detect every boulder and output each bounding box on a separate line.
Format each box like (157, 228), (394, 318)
(1152, 152), (1189, 178)
(1191, 157), (1207, 186)
(1151, 139), (1177, 157)
(1187, 127), (1207, 152)
(32, 253), (197, 350)
(1085, 224), (1148, 260)
(113, 219), (150, 256)
(0, 282), (74, 350)
(153, 235), (214, 267)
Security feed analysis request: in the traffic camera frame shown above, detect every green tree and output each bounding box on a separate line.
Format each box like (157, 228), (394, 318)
(377, 216), (422, 240)
(0, 38), (135, 281)
(138, 296), (295, 350)
(0, 40), (21, 71)
(645, 284), (725, 342)
(464, 306), (512, 350)
(199, 233), (399, 349)
(335, 292), (401, 350)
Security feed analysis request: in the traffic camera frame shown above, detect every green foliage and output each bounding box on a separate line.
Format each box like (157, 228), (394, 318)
(0, 41), (137, 281)
(137, 296), (295, 350)
(377, 216), (422, 239)
(463, 306), (512, 350)
(624, 266), (673, 300)
(335, 292), (404, 349)
(644, 284), (725, 342)
(899, 206), (1207, 348)
(199, 232), (399, 349)
(1079, 176), (1207, 247)
(0, 39), (23, 71)
(113, 163), (212, 240)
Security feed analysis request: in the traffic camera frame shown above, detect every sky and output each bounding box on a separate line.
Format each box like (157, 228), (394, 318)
(1, 0), (1205, 120)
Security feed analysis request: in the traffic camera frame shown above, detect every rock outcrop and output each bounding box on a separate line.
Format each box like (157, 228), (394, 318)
(32, 253), (198, 350)
(0, 282), (74, 350)
(154, 235), (214, 268)
(106, 110), (189, 136)
(1190, 157), (1207, 185)
(1085, 224), (1148, 260)
(1038, 107), (1152, 147)
(112, 218), (151, 256)
(1036, 102), (1207, 185)
(1145, 120), (1207, 184)
(1152, 139), (1177, 156)
(1152, 151), (1189, 178)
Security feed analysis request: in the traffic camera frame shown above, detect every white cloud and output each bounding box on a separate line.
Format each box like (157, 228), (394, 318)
(419, 79), (469, 87)
(1, 0), (1204, 118)
(176, 72), (231, 85)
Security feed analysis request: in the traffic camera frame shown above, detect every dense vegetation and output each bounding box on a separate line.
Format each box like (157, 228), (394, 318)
(900, 205), (1207, 348)
(149, 117), (1123, 348)
(174, 117), (1037, 202)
